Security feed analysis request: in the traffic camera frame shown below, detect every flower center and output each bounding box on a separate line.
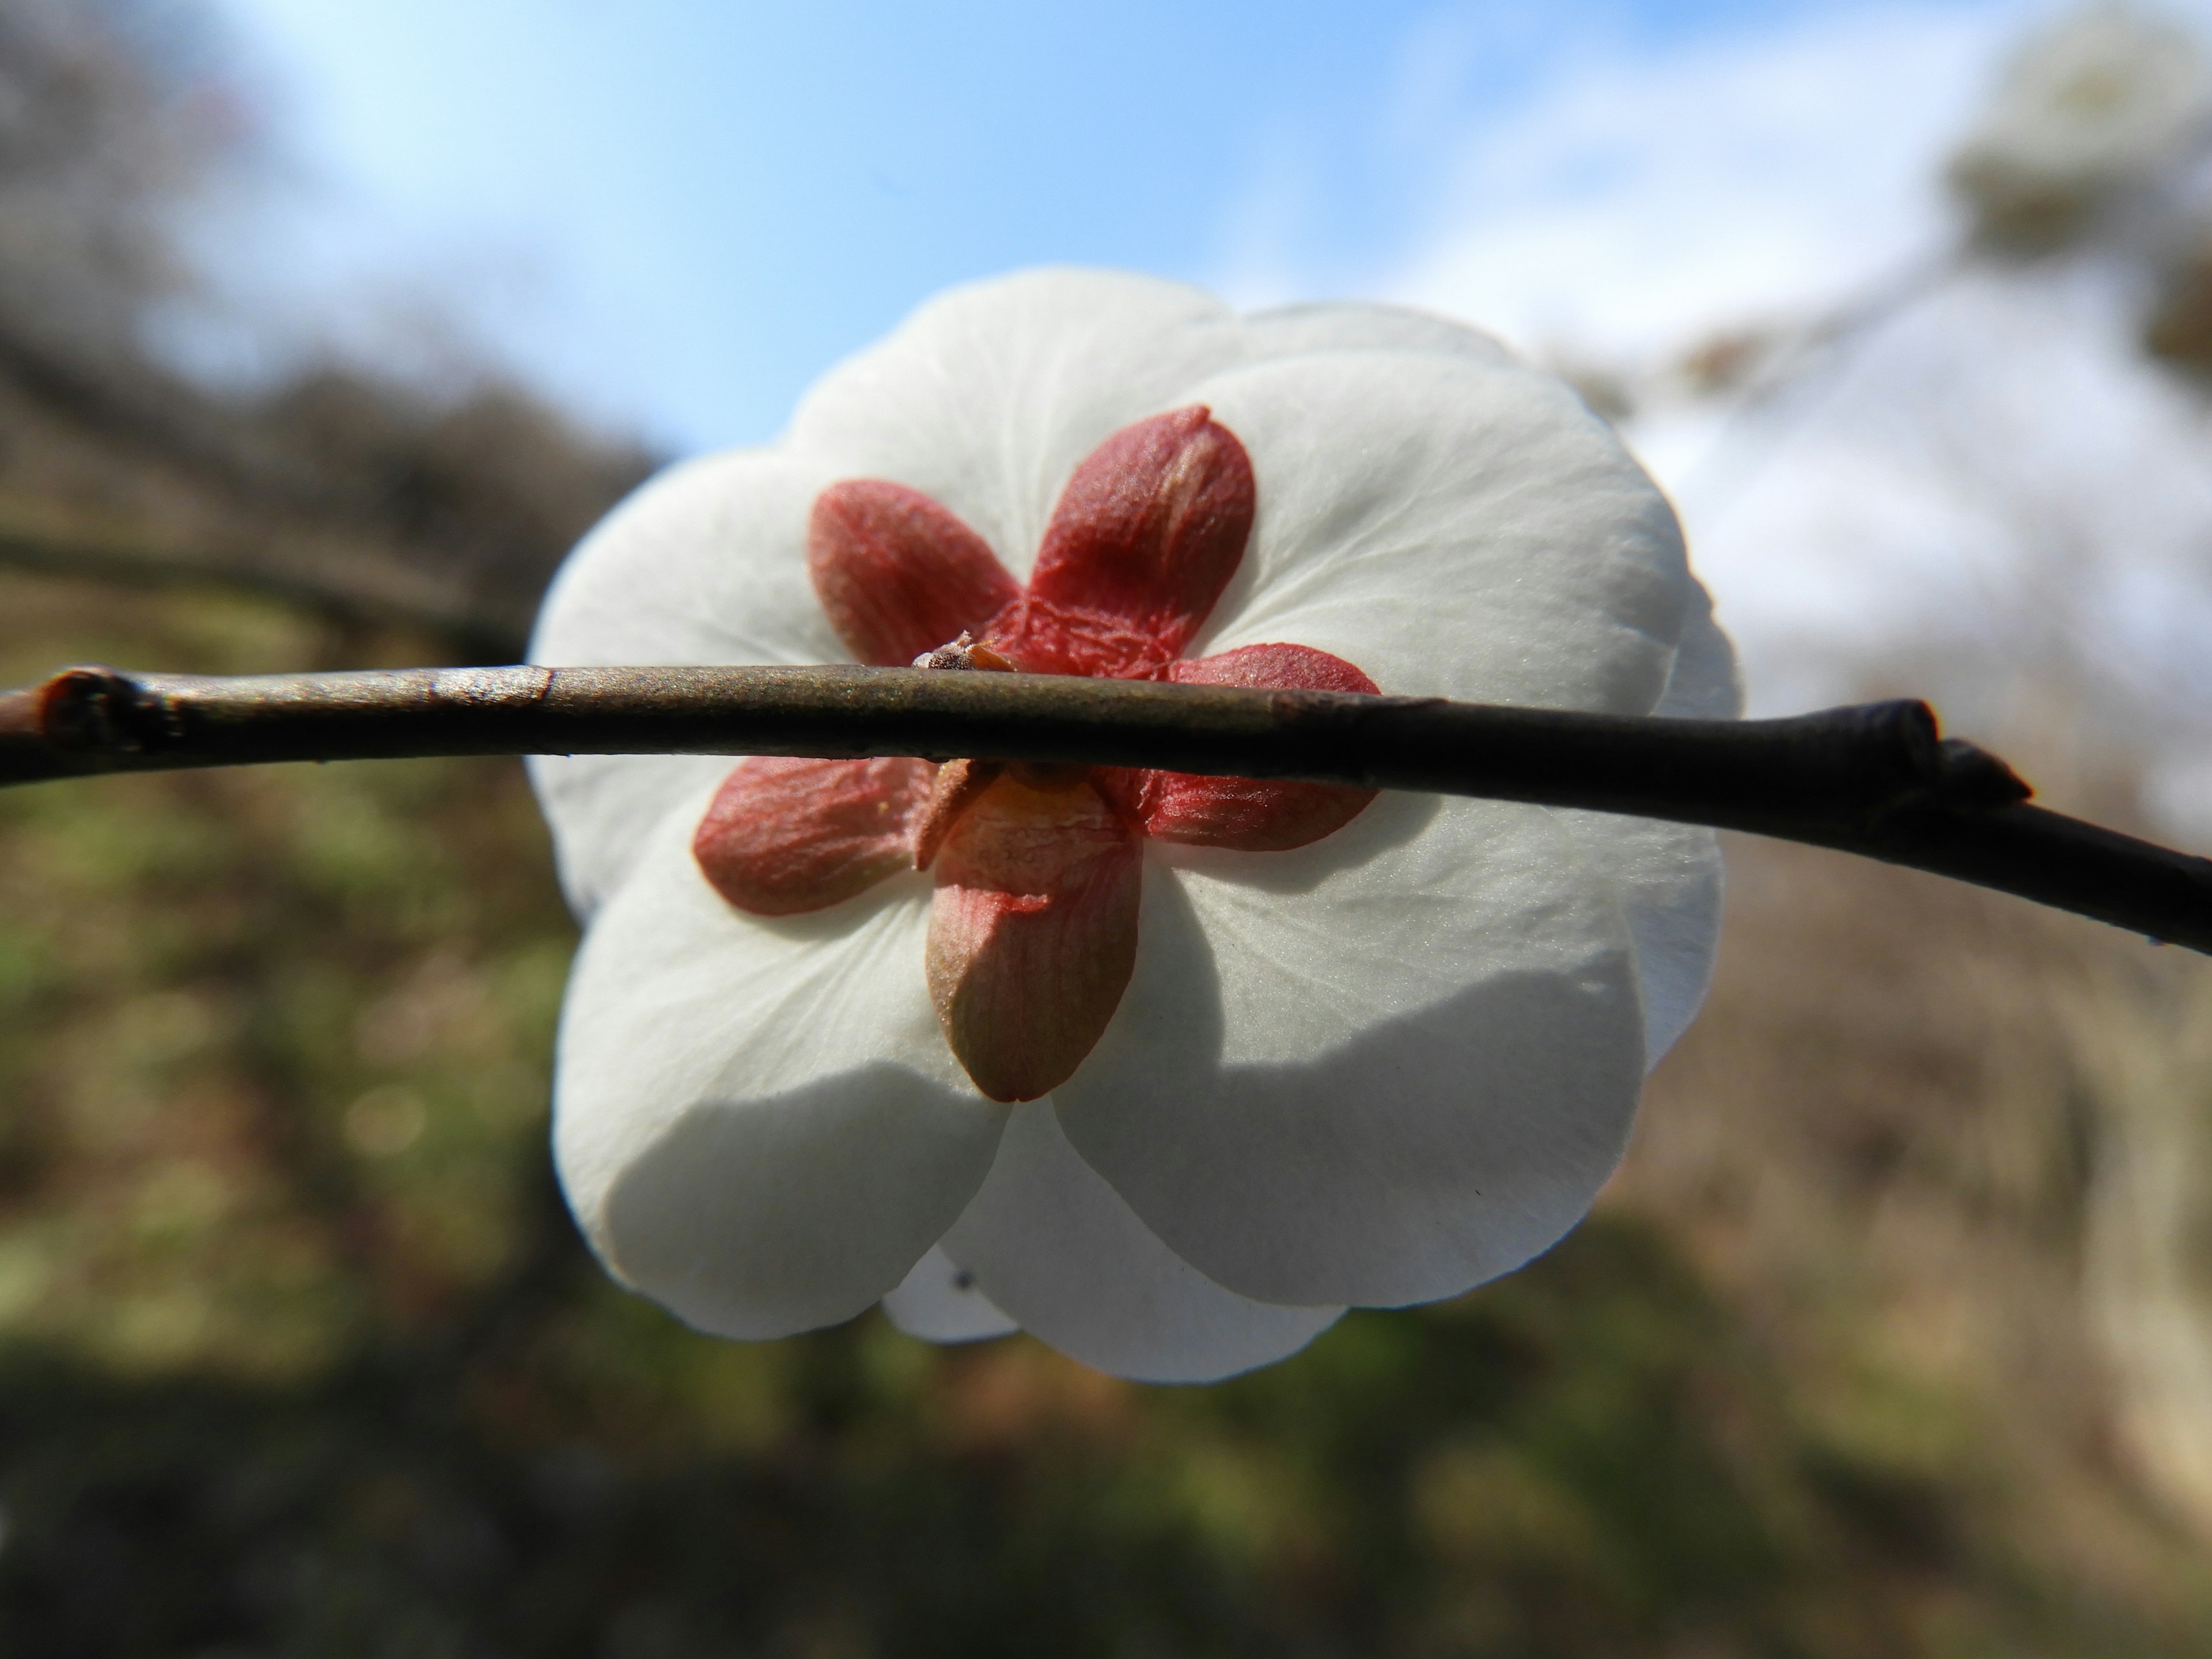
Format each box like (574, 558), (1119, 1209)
(911, 631), (1016, 674)
(691, 406), (1379, 1101)
(907, 634), (1094, 859)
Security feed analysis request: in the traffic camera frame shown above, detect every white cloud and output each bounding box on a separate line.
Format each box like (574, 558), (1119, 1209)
(1365, 2), (2031, 361)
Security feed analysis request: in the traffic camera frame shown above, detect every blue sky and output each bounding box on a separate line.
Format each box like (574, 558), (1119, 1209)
(210, 0), (2036, 452)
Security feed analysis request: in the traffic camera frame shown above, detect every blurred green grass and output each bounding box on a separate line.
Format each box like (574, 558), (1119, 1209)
(0, 567), (2206, 1657)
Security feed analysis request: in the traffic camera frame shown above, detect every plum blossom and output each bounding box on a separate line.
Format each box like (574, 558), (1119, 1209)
(528, 269), (1738, 1383)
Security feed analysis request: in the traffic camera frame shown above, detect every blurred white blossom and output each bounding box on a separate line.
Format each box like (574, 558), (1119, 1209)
(1948, 2), (2212, 248)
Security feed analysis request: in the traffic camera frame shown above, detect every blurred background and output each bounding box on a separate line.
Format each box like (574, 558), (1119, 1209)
(0, 0), (2209, 1652)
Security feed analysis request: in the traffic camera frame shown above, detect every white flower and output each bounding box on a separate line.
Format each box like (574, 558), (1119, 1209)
(527, 269), (1738, 1384)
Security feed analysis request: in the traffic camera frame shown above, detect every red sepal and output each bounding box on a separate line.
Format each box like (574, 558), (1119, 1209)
(1014, 406), (1254, 673)
(1105, 643), (1380, 851)
(926, 773), (1142, 1103)
(808, 481), (1021, 667)
(694, 756), (933, 915)
(911, 757), (1003, 870)
(981, 593), (1178, 680)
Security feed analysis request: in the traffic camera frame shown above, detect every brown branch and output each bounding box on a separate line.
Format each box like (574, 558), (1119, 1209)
(0, 662), (2206, 953)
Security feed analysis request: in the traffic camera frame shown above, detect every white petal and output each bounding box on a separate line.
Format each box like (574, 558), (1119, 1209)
(1054, 800), (1646, 1310)
(1238, 301), (1517, 367)
(787, 281), (1521, 585)
(941, 1102), (1342, 1382)
(1653, 581), (1743, 719)
(527, 447), (850, 918)
(1557, 811), (1724, 1067)
(1559, 578), (1738, 1066)
(1184, 350), (1692, 717)
(555, 791), (1006, 1340)
(787, 268), (1245, 577)
(881, 1245), (1018, 1344)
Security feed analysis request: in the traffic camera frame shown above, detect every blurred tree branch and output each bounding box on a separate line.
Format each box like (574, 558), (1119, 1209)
(0, 2), (653, 660)
(0, 661), (2204, 953)
(0, 305), (653, 658)
(0, 503), (534, 656)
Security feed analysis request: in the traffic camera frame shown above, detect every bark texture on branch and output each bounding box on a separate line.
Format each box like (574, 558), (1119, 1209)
(0, 662), (2205, 954)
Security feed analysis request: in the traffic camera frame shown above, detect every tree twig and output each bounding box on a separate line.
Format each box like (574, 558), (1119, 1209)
(0, 662), (2205, 953)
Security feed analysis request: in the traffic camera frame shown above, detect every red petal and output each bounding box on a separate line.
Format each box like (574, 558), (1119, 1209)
(694, 756), (933, 915)
(1023, 406), (1255, 666)
(1108, 643), (1380, 851)
(926, 774), (1142, 1103)
(808, 481), (1022, 667)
